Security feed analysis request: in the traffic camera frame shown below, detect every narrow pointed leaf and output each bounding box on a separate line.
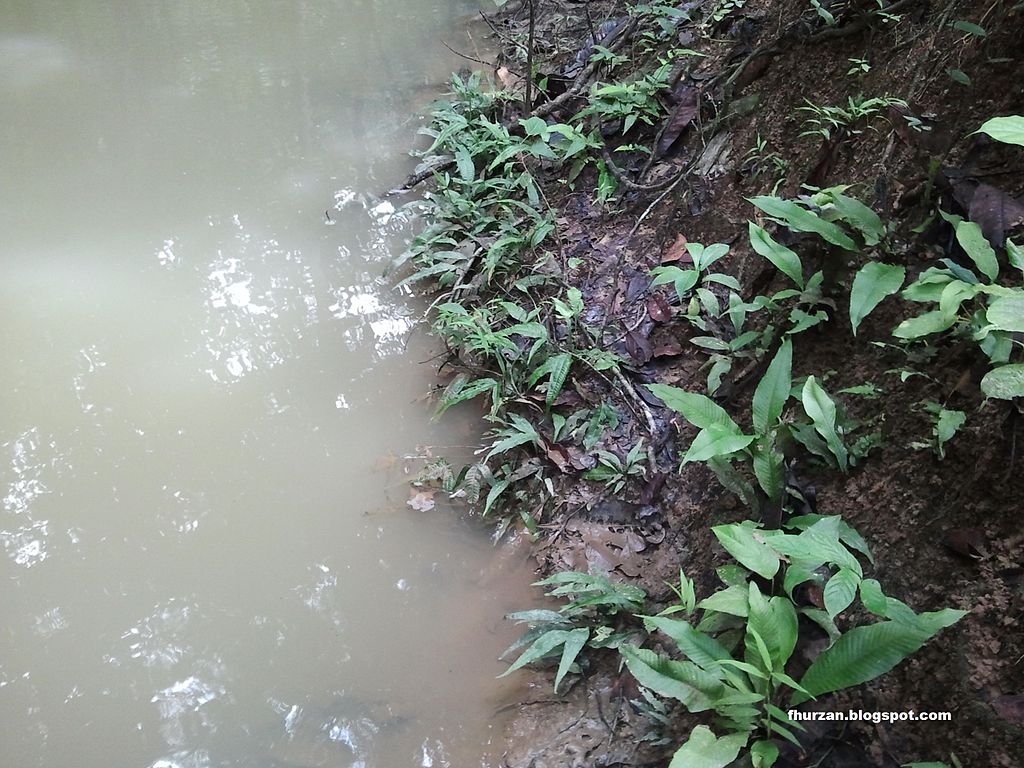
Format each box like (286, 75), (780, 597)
(955, 220), (999, 282)
(823, 567), (861, 618)
(850, 262), (905, 335)
(748, 222), (804, 287)
(554, 628), (589, 691)
(752, 339), (793, 432)
(748, 196), (857, 250)
(646, 384), (740, 432)
(684, 428), (754, 463)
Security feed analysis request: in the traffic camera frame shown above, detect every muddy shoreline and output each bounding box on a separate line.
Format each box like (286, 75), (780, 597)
(397, 2), (1024, 766)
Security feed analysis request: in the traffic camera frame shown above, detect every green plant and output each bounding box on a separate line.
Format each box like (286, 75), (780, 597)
(648, 341), (875, 520)
(577, 62), (672, 134)
(910, 401), (966, 459)
(797, 95), (907, 142)
(620, 516), (965, 767)
(846, 57), (871, 77)
(747, 187), (907, 337)
(893, 212), (1024, 400)
(585, 440), (648, 493)
(975, 114), (1024, 147)
(501, 570), (646, 691)
(710, 0), (746, 24)
(741, 134), (789, 191)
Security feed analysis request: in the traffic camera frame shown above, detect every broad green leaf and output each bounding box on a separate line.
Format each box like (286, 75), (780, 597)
(746, 583), (799, 670)
(708, 457), (761, 514)
(783, 564), (819, 599)
(1008, 240), (1024, 272)
(751, 739), (780, 768)
(859, 579), (888, 616)
(952, 19), (987, 37)
(981, 363), (1024, 399)
(651, 265), (700, 299)
(684, 428), (754, 463)
(712, 524), (781, 579)
(793, 621), (937, 704)
(483, 478), (510, 516)
(902, 269), (955, 302)
(912, 607), (967, 636)
(699, 584), (750, 617)
(955, 220), (999, 281)
(620, 646), (722, 711)
(748, 196), (857, 251)
(752, 339), (793, 432)
(938, 279), (979, 316)
(823, 567), (861, 618)
(827, 192), (885, 246)
(935, 408), (966, 458)
(892, 309), (958, 339)
(645, 384), (741, 432)
(554, 628), (589, 691)
(697, 243), (731, 271)
(536, 353), (572, 406)
(748, 222), (804, 287)
(975, 115), (1024, 147)
(668, 725), (747, 768)
(850, 262), (905, 335)
(812, 516), (870, 567)
(986, 293), (1024, 332)
(946, 68), (971, 86)
(801, 377), (848, 471)
(520, 115), (548, 137)
(752, 443), (785, 502)
(454, 147), (475, 182)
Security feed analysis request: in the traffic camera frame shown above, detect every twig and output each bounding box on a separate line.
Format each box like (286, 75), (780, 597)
(600, 146), (688, 193)
(611, 366), (661, 470)
(440, 40), (493, 68)
(525, 0), (536, 111)
(387, 159), (455, 196)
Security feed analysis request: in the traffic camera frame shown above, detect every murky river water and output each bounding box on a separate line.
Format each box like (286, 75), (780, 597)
(1, 2), (533, 766)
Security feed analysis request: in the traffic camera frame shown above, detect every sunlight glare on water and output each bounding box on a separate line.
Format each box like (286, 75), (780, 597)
(0, 2), (532, 767)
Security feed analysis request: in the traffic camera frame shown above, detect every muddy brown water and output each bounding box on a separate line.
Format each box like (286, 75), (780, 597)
(0, 2), (535, 766)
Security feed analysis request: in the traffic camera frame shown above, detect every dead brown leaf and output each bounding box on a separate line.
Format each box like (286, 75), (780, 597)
(647, 294), (672, 322)
(656, 86), (699, 157)
(661, 234), (691, 264)
(992, 694), (1024, 727)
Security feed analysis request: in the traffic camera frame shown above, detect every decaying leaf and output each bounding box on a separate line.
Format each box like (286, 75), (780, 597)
(647, 293), (672, 322)
(993, 694), (1024, 727)
(943, 527), (989, 560)
(656, 86), (699, 157)
(968, 182), (1024, 247)
(407, 490), (436, 512)
(624, 328), (653, 364)
(661, 234), (692, 264)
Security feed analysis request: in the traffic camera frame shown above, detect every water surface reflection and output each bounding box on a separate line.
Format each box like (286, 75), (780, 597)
(0, 2), (527, 767)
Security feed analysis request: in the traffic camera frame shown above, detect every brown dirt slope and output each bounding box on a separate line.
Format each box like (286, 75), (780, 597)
(432, 2), (1024, 766)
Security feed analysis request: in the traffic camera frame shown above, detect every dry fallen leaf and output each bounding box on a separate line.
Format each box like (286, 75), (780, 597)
(661, 234), (691, 264)
(407, 490), (435, 512)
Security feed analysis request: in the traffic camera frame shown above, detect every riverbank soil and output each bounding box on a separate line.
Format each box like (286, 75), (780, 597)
(409, 2), (1024, 766)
